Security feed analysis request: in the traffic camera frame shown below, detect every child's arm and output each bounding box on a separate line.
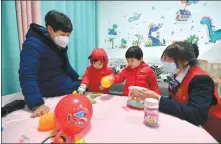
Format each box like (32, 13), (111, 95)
(113, 68), (127, 83)
(146, 68), (161, 95)
(77, 67), (91, 94)
(81, 67), (91, 87)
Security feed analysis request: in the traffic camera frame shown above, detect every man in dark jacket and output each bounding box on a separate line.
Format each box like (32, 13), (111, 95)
(19, 10), (80, 118)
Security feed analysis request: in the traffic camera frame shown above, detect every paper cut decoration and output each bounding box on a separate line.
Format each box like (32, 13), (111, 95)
(145, 24), (166, 47)
(200, 16), (221, 43)
(108, 38), (115, 49)
(176, 9), (191, 21)
(128, 12), (142, 22)
(119, 38), (127, 48)
(108, 24), (118, 36)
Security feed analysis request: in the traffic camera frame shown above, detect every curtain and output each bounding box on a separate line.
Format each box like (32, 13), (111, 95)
(16, 1), (41, 49)
(2, 1), (21, 96)
(41, 1), (98, 76)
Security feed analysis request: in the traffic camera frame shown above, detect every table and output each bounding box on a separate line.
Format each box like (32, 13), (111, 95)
(2, 92), (218, 143)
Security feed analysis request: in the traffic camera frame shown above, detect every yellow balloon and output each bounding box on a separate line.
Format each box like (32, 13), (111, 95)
(101, 76), (112, 88)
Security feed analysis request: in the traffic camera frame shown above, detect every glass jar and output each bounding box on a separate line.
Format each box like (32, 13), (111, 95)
(144, 98), (159, 127)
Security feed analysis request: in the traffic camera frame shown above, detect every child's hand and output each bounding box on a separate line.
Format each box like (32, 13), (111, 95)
(78, 84), (86, 94)
(31, 105), (50, 118)
(99, 85), (104, 90)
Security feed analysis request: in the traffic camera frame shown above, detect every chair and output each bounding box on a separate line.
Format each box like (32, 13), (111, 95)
(209, 62), (221, 97)
(198, 59), (209, 72)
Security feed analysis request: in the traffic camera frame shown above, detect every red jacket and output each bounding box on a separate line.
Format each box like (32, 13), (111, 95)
(113, 62), (161, 96)
(81, 48), (113, 93)
(169, 66), (221, 141)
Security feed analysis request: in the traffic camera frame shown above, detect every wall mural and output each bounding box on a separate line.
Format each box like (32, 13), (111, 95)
(181, 0), (199, 7)
(145, 23), (166, 47)
(200, 16), (221, 43)
(103, 1), (221, 49)
(128, 12), (142, 22)
(184, 34), (199, 44)
(175, 9), (191, 21)
(108, 24), (118, 36)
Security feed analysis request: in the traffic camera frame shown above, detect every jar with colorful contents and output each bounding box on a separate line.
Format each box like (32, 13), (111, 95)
(127, 86), (147, 109)
(144, 98), (159, 127)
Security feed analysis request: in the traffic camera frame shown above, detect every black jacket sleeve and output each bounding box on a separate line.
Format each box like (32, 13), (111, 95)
(159, 75), (214, 126)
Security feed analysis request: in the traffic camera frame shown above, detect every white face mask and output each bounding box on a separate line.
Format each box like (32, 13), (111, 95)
(54, 36), (69, 48)
(162, 62), (178, 74)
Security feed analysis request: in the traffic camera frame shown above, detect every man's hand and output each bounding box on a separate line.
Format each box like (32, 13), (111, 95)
(31, 105), (50, 118)
(133, 89), (160, 101)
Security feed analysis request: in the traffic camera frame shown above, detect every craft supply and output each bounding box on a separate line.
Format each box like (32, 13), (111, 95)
(89, 93), (101, 99)
(144, 98), (159, 127)
(127, 86), (147, 109)
(38, 112), (56, 131)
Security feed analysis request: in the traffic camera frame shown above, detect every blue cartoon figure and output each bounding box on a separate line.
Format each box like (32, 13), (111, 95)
(200, 16), (221, 43)
(147, 24), (161, 46)
(108, 24), (118, 36)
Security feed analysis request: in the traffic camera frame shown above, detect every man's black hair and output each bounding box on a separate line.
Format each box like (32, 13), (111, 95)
(161, 41), (198, 67)
(125, 46), (143, 60)
(45, 10), (73, 32)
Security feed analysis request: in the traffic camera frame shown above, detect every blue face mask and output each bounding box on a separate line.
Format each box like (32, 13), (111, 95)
(162, 62), (178, 74)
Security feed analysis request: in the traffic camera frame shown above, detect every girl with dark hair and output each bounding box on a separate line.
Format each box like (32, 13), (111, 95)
(133, 41), (221, 142)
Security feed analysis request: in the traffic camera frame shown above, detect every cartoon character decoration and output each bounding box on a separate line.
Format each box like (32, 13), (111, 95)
(176, 9), (191, 21)
(181, 0), (199, 7)
(108, 24), (118, 36)
(145, 23), (165, 47)
(119, 38), (127, 48)
(200, 16), (221, 43)
(184, 35), (199, 44)
(54, 94), (93, 143)
(128, 12), (142, 22)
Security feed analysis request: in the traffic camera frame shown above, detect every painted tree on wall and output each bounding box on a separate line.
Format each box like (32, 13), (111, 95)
(132, 34), (144, 46)
(184, 35), (199, 44)
(108, 38), (115, 49)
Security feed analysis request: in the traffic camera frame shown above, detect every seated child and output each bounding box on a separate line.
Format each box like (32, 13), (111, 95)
(78, 48), (113, 94)
(109, 46), (161, 96)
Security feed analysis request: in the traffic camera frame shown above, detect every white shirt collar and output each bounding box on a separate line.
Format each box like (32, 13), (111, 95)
(175, 65), (190, 83)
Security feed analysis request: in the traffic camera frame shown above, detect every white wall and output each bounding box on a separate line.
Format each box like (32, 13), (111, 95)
(98, 1), (221, 62)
